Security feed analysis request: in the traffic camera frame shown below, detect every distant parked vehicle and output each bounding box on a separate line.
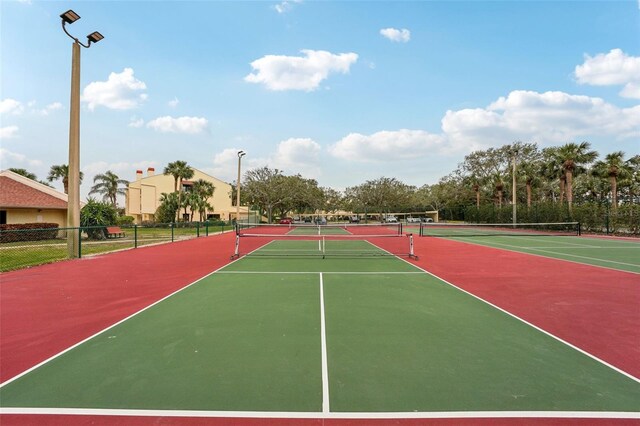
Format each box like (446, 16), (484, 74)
(422, 217), (434, 223)
(349, 216), (360, 223)
(384, 215), (398, 223)
(406, 217), (421, 223)
(315, 216), (327, 225)
(279, 217), (293, 224)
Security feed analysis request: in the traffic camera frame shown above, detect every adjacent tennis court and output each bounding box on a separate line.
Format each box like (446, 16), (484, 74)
(1, 224), (639, 424)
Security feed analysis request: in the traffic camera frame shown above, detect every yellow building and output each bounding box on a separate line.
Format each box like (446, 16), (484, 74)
(125, 167), (245, 224)
(0, 169), (69, 226)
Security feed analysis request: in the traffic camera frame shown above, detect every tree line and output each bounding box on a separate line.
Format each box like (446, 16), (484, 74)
(11, 141), (638, 227)
(238, 142), (639, 223)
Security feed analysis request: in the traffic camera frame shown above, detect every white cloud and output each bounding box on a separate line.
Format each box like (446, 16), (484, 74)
(0, 99), (24, 115)
(245, 49), (358, 91)
(575, 49), (640, 99)
(442, 90), (640, 147)
(208, 139), (322, 182)
(128, 117), (145, 128)
(0, 148), (42, 167)
(82, 68), (148, 110)
(168, 97), (180, 108)
(329, 90), (639, 163)
(0, 126), (19, 139)
(36, 102), (63, 116)
(0, 126), (18, 139)
(271, 138), (321, 175)
(380, 28), (411, 43)
(329, 130), (445, 162)
(146, 116), (208, 134)
(274, 0), (302, 14)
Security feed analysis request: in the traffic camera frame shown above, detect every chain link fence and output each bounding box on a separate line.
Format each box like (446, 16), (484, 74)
(0, 222), (233, 273)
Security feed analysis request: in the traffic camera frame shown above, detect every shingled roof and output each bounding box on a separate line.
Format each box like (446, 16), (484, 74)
(0, 170), (68, 210)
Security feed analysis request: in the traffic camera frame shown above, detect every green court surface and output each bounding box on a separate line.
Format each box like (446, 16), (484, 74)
(432, 234), (640, 274)
(1, 240), (639, 414)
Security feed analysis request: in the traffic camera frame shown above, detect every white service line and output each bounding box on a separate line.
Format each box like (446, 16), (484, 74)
(0, 407), (639, 419)
(319, 272), (330, 414)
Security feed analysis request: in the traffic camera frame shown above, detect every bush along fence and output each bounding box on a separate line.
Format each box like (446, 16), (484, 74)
(462, 202), (640, 236)
(0, 221), (234, 273)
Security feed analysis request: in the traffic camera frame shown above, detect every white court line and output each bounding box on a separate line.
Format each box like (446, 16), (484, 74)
(0, 407), (638, 419)
(319, 272), (330, 414)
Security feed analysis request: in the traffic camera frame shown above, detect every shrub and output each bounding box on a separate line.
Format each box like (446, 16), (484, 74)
(116, 215), (135, 226)
(0, 223), (59, 243)
(80, 199), (118, 239)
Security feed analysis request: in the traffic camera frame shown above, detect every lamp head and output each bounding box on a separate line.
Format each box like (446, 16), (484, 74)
(87, 31), (104, 44)
(60, 10), (80, 24)
(238, 150), (246, 158)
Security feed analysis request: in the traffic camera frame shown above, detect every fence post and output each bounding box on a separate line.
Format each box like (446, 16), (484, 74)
(196, 222), (200, 238)
(205, 221), (209, 236)
(78, 227), (82, 258)
(171, 223), (175, 242)
(606, 204), (610, 235)
(134, 224), (138, 248)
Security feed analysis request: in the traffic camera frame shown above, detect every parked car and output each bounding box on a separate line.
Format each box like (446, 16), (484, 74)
(279, 217), (293, 224)
(315, 216), (327, 225)
(422, 217), (434, 223)
(406, 217), (421, 223)
(349, 215), (360, 223)
(384, 215), (398, 223)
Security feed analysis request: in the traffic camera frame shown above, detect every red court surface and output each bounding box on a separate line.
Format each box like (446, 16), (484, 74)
(0, 232), (237, 383)
(1, 232), (638, 426)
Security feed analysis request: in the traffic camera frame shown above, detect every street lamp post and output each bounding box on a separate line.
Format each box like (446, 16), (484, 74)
(236, 151), (246, 224)
(60, 10), (103, 258)
(512, 149), (518, 225)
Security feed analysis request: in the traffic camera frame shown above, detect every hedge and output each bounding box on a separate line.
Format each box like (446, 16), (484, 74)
(0, 223), (60, 243)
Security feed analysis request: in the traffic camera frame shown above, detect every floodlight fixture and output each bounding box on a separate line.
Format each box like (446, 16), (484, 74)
(60, 10), (80, 24)
(61, 9), (104, 48)
(238, 150), (246, 158)
(87, 31), (104, 44)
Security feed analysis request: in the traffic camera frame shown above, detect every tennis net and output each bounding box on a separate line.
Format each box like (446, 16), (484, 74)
(232, 223), (416, 259)
(419, 222), (581, 237)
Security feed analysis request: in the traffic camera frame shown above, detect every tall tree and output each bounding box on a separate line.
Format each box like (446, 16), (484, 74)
(163, 161), (194, 221)
(192, 179), (215, 221)
(89, 171), (129, 207)
(47, 164), (84, 194)
(553, 142), (598, 213)
(242, 167), (288, 222)
(592, 151), (632, 210)
(9, 168), (37, 180)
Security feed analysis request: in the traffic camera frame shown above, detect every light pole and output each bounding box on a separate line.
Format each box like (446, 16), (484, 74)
(512, 148), (518, 225)
(236, 151), (246, 224)
(60, 10), (104, 258)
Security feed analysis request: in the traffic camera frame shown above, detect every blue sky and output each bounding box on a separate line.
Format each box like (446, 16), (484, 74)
(1, 0), (639, 200)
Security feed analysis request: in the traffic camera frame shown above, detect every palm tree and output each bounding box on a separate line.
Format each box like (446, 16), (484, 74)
(553, 142), (598, 213)
(518, 160), (542, 208)
(491, 172), (505, 208)
(47, 164), (84, 194)
(89, 171), (129, 207)
(163, 161), (194, 221)
(192, 179), (215, 221)
(592, 152), (632, 210)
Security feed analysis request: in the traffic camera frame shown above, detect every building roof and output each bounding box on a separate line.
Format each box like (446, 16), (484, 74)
(0, 170), (68, 210)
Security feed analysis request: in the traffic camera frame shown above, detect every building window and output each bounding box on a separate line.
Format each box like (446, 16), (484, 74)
(0, 210), (6, 224)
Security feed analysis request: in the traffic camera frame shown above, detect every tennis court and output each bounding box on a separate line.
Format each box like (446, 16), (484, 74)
(1, 224), (639, 425)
